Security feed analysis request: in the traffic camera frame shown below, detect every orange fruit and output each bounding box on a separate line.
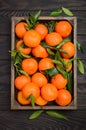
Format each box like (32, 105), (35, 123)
(35, 23), (48, 40)
(14, 75), (31, 90)
(23, 30), (41, 48)
(45, 32), (62, 46)
(22, 58), (38, 75)
(16, 39), (31, 55)
(38, 57), (54, 71)
(17, 91), (30, 105)
(61, 42), (76, 59)
(32, 45), (48, 58)
(35, 95), (48, 106)
(55, 20), (72, 38)
(41, 83), (58, 101)
(55, 89), (72, 106)
(22, 82), (40, 99)
(31, 72), (48, 88)
(15, 22), (27, 38)
(51, 73), (67, 89)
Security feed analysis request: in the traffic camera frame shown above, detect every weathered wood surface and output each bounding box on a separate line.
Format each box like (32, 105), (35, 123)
(0, 0), (86, 129)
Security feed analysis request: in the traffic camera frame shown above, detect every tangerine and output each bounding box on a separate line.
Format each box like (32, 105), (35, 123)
(61, 41), (76, 59)
(55, 20), (72, 38)
(45, 32), (62, 46)
(38, 57), (54, 71)
(35, 23), (48, 40)
(22, 58), (38, 75)
(32, 45), (48, 58)
(22, 82), (40, 99)
(41, 83), (58, 101)
(17, 91), (30, 105)
(14, 75), (31, 90)
(16, 39), (31, 55)
(23, 30), (41, 48)
(55, 89), (72, 106)
(31, 72), (48, 88)
(15, 22), (27, 38)
(35, 95), (48, 106)
(51, 73), (67, 89)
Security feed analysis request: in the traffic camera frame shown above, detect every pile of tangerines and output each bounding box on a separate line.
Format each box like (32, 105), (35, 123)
(13, 17), (76, 107)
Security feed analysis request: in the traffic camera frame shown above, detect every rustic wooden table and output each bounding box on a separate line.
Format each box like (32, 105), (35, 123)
(0, 0), (86, 129)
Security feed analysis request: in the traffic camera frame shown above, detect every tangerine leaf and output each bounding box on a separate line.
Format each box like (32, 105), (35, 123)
(29, 94), (35, 107)
(47, 48), (55, 55)
(29, 110), (44, 120)
(56, 38), (70, 49)
(67, 71), (73, 94)
(76, 41), (84, 53)
(57, 67), (68, 78)
(44, 67), (58, 77)
(62, 7), (74, 16)
(34, 10), (41, 22)
(50, 9), (62, 16)
(46, 111), (67, 120)
(77, 59), (84, 74)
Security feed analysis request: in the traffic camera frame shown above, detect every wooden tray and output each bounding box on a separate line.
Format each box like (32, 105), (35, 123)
(11, 16), (77, 110)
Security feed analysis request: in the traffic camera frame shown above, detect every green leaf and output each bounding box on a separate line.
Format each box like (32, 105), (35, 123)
(67, 71), (73, 94)
(29, 110), (44, 120)
(20, 53), (31, 58)
(45, 21), (56, 33)
(19, 70), (29, 77)
(50, 9), (62, 16)
(52, 59), (64, 68)
(56, 38), (70, 49)
(62, 7), (74, 16)
(28, 94), (35, 107)
(47, 48), (55, 55)
(46, 111), (67, 120)
(34, 10), (41, 22)
(57, 67), (68, 78)
(44, 67), (58, 77)
(77, 59), (84, 74)
(76, 41), (83, 53)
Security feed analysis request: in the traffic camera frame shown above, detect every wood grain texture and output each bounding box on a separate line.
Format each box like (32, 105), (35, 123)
(0, 0), (86, 129)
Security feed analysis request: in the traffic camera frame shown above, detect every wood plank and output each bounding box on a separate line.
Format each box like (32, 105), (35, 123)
(0, 0), (86, 11)
(0, 110), (86, 129)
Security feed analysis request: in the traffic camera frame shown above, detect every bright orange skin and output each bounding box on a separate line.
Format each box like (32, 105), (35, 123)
(41, 83), (58, 101)
(15, 22), (27, 38)
(16, 39), (31, 55)
(22, 82), (40, 99)
(31, 72), (48, 88)
(38, 58), (54, 71)
(32, 45), (48, 58)
(51, 73), (68, 89)
(17, 91), (30, 105)
(22, 58), (38, 75)
(35, 23), (48, 40)
(23, 30), (41, 48)
(55, 89), (72, 106)
(61, 42), (75, 59)
(14, 75), (31, 90)
(45, 32), (63, 46)
(55, 21), (72, 38)
(35, 95), (48, 106)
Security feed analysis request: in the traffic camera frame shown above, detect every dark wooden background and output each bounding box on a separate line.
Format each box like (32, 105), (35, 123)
(0, 0), (86, 129)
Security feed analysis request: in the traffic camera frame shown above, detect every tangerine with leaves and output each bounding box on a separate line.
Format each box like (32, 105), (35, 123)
(22, 82), (40, 99)
(41, 83), (58, 101)
(17, 91), (30, 105)
(32, 45), (48, 58)
(55, 20), (72, 38)
(23, 30), (41, 48)
(16, 39), (31, 55)
(22, 58), (38, 75)
(38, 57), (54, 71)
(35, 23), (48, 40)
(61, 41), (76, 59)
(45, 32), (63, 46)
(14, 75), (31, 90)
(15, 22), (27, 38)
(31, 72), (48, 88)
(55, 89), (72, 106)
(51, 73), (68, 89)
(35, 95), (48, 106)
